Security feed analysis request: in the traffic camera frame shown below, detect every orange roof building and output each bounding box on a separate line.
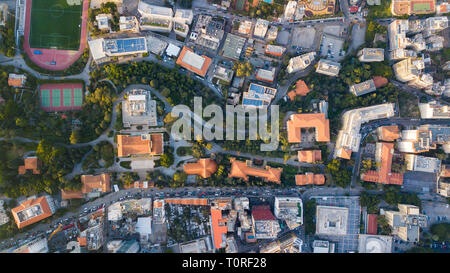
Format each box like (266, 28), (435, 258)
(183, 158), (218, 178)
(117, 134), (164, 157)
(287, 80), (310, 100)
(361, 142), (403, 185)
(18, 157), (40, 175)
(287, 113), (330, 143)
(228, 158), (282, 184)
(298, 150), (321, 163)
(176, 46), (212, 77)
(61, 189), (83, 200)
(377, 125), (400, 142)
(165, 198), (208, 206)
(81, 173), (111, 194)
(441, 165), (450, 178)
(8, 74), (26, 87)
(295, 173), (325, 186)
(11, 196), (55, 229)
(210, 208), (228, 249)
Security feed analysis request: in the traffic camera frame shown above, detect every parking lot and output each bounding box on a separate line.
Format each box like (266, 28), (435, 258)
(291, 27), (316, 50)
(422, 200), (450, 227)
(402, 171), (437, 194)
(319, 34), (345, 61)
(314, 196), (361, 253)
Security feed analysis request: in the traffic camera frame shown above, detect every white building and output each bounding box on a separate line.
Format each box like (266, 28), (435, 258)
(418, 101), (450, 119)
(316, 59), (341, 77)
(405, 154), (441, 173)
(284, 1), (297, 21)
(287, 52), (316, 73)
(358, 235), (393, 253)
(357, 48), (385, 62)
(138, 2), (173, 32)
(119, 16), (139, 33)
(274, 197), (303, 230)
(334, 103), (396, 159)
(122, 88), (157, 127)
(88, 37), (148, 64)
(316, 206), (348, 236)
(253, 19), (269, 39)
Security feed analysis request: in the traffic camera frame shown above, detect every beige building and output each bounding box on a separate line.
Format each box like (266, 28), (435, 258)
(384, 204), (427, 242)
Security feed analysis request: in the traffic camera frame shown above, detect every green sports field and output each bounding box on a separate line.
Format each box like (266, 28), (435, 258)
(29, 0), (83, 50)
(412, 3), (431, 12)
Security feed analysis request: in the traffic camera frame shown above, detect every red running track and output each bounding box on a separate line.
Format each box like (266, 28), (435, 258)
(23, 0), (88, 71)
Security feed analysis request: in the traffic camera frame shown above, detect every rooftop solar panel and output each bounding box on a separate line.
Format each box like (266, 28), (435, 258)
(249, 83), (265, 94)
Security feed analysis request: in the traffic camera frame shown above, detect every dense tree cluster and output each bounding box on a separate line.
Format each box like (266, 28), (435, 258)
(360, 192), (381, 214)
(75, 82), (116, 142)
(88, 2), (120, 35)
(326, 159), (351, 188)
(0, 15), (16, 57)
(90, 61), (221, 106)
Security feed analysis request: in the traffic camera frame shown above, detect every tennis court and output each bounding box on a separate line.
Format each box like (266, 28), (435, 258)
(52, 89), (61, 107)
(63, 89), (72, 106)
(29, 0), (83, 50)
(41, 89), (51, 107)
(40, 83), (84, 112)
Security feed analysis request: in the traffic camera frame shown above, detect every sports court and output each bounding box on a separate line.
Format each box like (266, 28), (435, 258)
(40, 83), (83, 112)
(23, 0), (88, 71)
(411, 1), (434, 13)
(29, 0), (83, 50)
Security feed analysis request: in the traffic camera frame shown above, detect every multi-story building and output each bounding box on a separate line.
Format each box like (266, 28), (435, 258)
(334, 103), (396, 159)
(274, 197), (303, 229)
(176, 46), (212, 77)
(241, 83), (277, 108)
(251, 205), (281, 239)
(138, 2), (173, 32)
(117, 134), (164, 157)
(253, 19), (269, 38)
(286, 113), (330, 143)
(286, 52), (316, 73)
(88, 37), (148, 64)
(357, 48), (385, 62)
(316, 59), (341, 77)
(361, 142), (404, 185)
(384, 204), (427, 242)
(418, 101), (450, 119)
(11, 195), (56, 229)
(398, 125), (450, 153)
(122, 88), (157, 127)
(190, 15), (225, 51)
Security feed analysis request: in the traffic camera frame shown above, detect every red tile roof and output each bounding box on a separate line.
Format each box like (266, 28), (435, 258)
(252, 205), (276, 221)
(117, 134), (163, 157)
(211, 208), (228, 248)
(61, 189), (83, 200)
(367, 214), (378, 235)
(373, 76), (388, 88)
(361, 142), (403, 185)
(287, 80), (310, 100)
(228, 158), (282, 184)
(378, 125), (400, 142)
(298, 150), (321, 163)
(81, 173), (111, 194)
(183, 158), (218, 178)
(295, 173), (325, 186)
(176, 46), (212, 77)
(18, 157), (40, 175)
(287, 113), (330, 143)
(11, 196), (53, 229)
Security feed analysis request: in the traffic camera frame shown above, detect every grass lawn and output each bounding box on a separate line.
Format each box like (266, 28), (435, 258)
(29, 0), (83, 50)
